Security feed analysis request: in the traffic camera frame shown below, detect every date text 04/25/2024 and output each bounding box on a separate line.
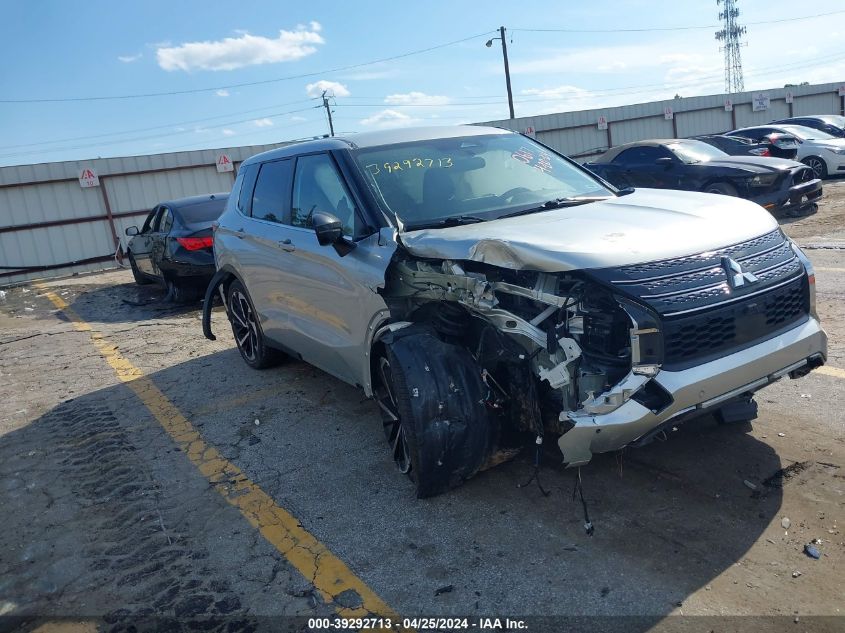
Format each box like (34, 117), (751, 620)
(307, 617), (528, 630)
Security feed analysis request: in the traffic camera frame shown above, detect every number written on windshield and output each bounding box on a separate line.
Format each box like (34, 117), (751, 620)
(366, 157), (453, 175)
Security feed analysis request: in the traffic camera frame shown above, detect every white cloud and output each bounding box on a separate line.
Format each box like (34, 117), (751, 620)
(222, 129), (236, 136)
(290, 115), (307, 122)
(157, 22), (324, 72)
(118, 53), (142, 63)
(253, 118), (274, 127)
(215, 89), (230, 97)
(305, 80), (350, 97)
(360, 109), (418, 129)
(384, 92), (450, 106)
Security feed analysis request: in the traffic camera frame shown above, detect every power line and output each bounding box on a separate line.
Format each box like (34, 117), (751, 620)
(0, 99), (319, 150)
(0, 106), (320, 159)
(511, 9), (845, 33)
(0, 31), (495, 104)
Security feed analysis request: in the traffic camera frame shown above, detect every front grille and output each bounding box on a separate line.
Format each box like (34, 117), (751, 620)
(662, 276), (808, 366)
(618, 230), (782, 278)
(587, 229), (810, 368)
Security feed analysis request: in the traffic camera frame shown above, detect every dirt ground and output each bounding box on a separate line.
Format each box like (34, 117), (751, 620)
(1, 182), (844, 633)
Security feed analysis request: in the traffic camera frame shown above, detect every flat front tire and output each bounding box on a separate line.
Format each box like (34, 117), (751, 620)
(226, 280), (281, 369)
(374, 329), (492, 498)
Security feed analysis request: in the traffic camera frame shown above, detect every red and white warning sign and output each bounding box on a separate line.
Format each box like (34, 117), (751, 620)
(216, 153), (234, 173)
(785, 91), (794, 104)
(523, 126), (536, 138)
(838, 85), (845, 97)
(597, 115), (608, 130)
(724, 99), (733, 112)
(663, 106), (674, 120)
(78, 167), (100, 188)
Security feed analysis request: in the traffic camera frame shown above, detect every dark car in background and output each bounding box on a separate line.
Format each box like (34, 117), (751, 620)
(772, 114), (845, 138)
(586, 139), (821, 215)
(125, 193), (229, 301)
(693, 133), (799, 159)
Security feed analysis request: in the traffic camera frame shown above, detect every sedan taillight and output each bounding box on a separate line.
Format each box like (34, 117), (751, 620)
(176, 236), (214, 251)
(749, 148), (771, 156)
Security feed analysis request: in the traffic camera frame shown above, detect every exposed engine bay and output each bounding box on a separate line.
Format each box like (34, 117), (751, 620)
(380, 255), (667, 462)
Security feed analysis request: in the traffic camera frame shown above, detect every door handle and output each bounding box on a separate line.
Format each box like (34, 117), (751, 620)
(235, 228), (245, 239)
(279, 238), (295, 252)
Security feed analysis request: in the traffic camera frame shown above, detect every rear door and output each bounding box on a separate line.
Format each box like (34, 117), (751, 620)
(149, 206), (173, 278)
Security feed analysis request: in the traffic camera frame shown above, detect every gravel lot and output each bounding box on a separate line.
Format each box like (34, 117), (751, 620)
(1, 182), (844, 632)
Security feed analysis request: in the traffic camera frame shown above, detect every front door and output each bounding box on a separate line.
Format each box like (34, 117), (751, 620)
(240, 152), (391, 385)
(132, 206), (162, 275)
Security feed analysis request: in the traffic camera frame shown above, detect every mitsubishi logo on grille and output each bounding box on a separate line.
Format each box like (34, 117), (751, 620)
(722, 256), (758, 289)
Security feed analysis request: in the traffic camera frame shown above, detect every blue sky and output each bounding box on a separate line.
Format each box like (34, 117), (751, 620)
(1, 0), (843, 166)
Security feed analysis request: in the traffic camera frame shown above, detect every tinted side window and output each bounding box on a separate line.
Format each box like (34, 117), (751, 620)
(251, 160), (293, 224)
(742, 128), (774, 141)
(292, 154), (359, 235)
(614, 146), (669, 164)
(237, 164), (258, 216)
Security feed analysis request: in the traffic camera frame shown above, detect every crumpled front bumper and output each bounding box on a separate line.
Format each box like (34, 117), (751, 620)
(558, 316), (827, 467)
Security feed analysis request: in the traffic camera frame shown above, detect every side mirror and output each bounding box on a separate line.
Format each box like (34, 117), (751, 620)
(312, 212), (356, 256)
(125, 226), (139, 236)
(312, 212), (343, 246)
(655, 157), (674, 168)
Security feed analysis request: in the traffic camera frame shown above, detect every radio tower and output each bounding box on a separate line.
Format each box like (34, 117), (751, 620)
(715, 0), (746, 94)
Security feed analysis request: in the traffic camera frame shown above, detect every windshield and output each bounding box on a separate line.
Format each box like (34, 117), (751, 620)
(819, 115), (845, 126)
(665, 140), (729, 163)
(351, 133), (611, 228)
(779, 124), (836, 141)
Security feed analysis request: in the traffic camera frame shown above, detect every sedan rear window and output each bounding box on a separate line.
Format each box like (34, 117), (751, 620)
(352, 133), (609, 228)
(178, 199), (228, 224)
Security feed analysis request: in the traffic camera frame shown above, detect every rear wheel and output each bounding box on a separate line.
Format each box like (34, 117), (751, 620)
(165, 276), (201, 303)
(703, 182), (738, 196)
(374, 329), (492, 498)
(226, 280), (281, 369)
(801, 156), (828, 179)
(128, 252), (151, 285)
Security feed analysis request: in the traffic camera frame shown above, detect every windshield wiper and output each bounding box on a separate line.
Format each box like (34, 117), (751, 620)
(405, 215), (487, 230)
(498, 197), (610, 219)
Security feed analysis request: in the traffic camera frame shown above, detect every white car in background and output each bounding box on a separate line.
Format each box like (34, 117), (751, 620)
(729, 123), (845, 179)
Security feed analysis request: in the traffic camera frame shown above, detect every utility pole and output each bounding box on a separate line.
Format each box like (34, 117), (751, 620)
(715, 0), (747, 94)
(486, 26), (515, 119)
(321, 90), (335, 137)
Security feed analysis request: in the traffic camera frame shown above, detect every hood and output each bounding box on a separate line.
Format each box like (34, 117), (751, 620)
(701, 156), (803, 172)
(399, 188), (778, 271)
(802, 138), (845, 150)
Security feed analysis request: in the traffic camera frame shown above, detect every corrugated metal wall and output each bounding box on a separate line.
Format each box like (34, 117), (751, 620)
(483, 81), (845, 161)
(0, 142), (289, 284)
(1, 80), (843, 286)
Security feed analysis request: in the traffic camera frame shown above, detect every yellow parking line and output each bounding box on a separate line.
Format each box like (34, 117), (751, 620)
(36, 283), (400, 623)
(816, 365), (845, 379)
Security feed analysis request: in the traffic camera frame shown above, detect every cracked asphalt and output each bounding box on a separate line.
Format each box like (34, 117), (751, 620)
(1, 181), (844, 632)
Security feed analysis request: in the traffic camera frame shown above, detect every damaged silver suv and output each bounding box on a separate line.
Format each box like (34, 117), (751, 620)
(203, 126), (827, 498)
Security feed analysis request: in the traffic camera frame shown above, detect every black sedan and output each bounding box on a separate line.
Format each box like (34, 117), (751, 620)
(693, 133), (799, 159)
(125, 193), (229, 301)
(586, 139), (821, 215)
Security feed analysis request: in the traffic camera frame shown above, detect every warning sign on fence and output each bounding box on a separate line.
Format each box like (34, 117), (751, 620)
(216, 154), (234, 173)
(78, 168), (99, 188)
